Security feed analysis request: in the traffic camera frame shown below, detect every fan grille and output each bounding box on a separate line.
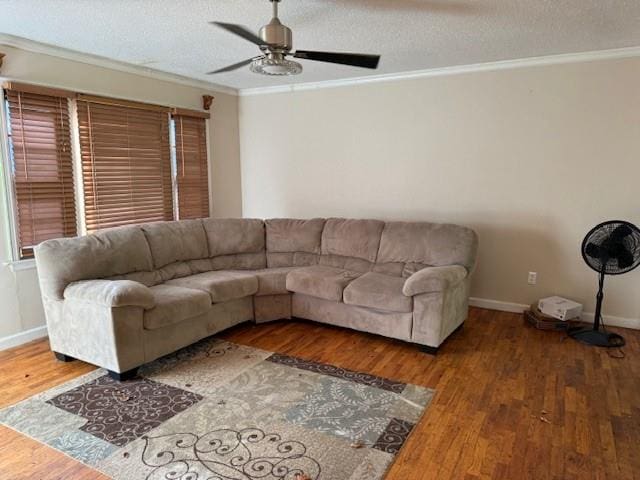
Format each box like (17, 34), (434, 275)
(581, 220), (640, 275)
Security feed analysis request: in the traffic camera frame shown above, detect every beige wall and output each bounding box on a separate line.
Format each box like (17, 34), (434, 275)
(2, 47), (639, 347)
(0, 45), (242, 344)
(239, 56), (640, 325)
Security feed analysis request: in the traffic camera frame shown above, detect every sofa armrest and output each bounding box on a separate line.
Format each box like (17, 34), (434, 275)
(64, 280), (155, 310)
(402, 265), (468, 297)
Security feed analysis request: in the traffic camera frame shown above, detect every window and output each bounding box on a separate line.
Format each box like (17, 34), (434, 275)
(4, 88), (77, 259)
(1, 83), (211, 260)
(173, 113), (209, 219)
(77, 97), (174, 232)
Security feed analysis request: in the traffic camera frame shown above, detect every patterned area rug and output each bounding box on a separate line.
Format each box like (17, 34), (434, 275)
(0, 338), (434, 479)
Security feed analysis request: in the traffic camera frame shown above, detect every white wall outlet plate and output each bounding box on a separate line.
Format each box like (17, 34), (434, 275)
(528, 272), (537, 285)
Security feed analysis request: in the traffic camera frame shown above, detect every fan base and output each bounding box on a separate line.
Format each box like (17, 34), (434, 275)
(568, 326), (625, 348)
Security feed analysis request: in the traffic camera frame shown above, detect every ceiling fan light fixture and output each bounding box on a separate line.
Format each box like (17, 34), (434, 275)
(207, 1), (380, 76)
(250, 56), (302, 76)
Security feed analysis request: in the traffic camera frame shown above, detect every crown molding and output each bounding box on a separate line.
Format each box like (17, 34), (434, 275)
(2, 34), (638, 98)
(0, 34), (239, 96)
(238, 45), (640, 96)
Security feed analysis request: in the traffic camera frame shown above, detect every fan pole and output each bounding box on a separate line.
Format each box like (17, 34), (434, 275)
(568, 266), (624, 348)
(592, 270), (605, 331)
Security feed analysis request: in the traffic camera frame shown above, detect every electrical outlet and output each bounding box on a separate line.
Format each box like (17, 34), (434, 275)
(528, 272), (537, 285)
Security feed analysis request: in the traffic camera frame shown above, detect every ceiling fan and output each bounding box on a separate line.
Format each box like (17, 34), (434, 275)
(207, 0), (381, 76)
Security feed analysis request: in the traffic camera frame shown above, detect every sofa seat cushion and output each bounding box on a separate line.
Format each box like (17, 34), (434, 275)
(237, 267), (297, 296)
(165, 271), (258, 303)
(143, 284), (212, 330)
(285, 265), (361, 302)
(343, 272), (413, 313)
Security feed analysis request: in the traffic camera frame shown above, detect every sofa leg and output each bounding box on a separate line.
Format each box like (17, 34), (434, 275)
(54, 352), (76, 362)
(418, 321), (465, 355)
(108, 368), (138, 381)
(419, 345), (439, 355)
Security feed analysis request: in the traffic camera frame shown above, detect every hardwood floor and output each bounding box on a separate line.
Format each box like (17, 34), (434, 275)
(1, 307), (638, 479)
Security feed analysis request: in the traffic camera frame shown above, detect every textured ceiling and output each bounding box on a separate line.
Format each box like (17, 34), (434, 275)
(1, 0), (639, 91)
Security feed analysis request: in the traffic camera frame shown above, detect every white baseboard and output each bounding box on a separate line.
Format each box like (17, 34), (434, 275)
(469, 297), (640, 330)
(579, 312), (640, 330)
(469, 297), (529, 313)
(0, 326), (48, 351)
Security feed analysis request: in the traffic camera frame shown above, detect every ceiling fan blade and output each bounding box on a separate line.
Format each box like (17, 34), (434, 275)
(293, 50), (380, 69)
(210, 22), (265, 46)
(207, 58), (255, 74)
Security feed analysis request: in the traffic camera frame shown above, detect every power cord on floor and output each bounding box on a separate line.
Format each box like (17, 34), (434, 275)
(607, 348), (625, 359)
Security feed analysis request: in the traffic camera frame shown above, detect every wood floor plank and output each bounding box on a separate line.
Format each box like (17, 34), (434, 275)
(0, 307), (638, 479)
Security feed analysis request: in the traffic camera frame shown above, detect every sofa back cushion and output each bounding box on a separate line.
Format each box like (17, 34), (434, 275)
(107, 258), (215, 286)
(108, 219), (267, 286)
(321, 218), (385, 263)
(203, 218), (265, 256)
(35, 226), (153, 299)
(316, 218), (385, 274)
(141, 220), (208, 269)
(318, 254), (375, 273)
(203, 218), (266, 270)
(376, 221), (478, 272)
(265, 218), (324, 267)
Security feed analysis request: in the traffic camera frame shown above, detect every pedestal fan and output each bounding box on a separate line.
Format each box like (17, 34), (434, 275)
(569, 220), (640, 347)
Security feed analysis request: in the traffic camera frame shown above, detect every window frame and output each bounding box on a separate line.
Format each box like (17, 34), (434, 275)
(0, 92), (21, 262)
(68, 98), (87, 236)
(169, 116), (180, 221)
(172, 113), (211, 220)
(0, 86), (212, 263)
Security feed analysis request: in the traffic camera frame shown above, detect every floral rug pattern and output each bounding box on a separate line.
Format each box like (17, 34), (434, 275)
(0, 338), (434, 480)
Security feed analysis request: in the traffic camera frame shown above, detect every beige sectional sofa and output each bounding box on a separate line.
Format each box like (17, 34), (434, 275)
(35, 218), (478, 379)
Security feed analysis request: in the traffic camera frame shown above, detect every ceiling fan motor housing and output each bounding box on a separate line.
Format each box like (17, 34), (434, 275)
(259, 17), (292, 51)
(254, 3), (300, 75)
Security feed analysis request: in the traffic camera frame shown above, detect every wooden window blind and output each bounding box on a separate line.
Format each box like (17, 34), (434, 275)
(77, 98), (174, 232)
(5, 89), (77, 259)
(173, 114), (210, 219)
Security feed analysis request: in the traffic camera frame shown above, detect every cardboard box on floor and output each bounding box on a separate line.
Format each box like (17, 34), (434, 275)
(524, 304), (581, 331)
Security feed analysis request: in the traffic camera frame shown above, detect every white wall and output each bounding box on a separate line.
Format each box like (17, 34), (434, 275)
(239, 56), (640, 326)
(0, 45), (242, 346)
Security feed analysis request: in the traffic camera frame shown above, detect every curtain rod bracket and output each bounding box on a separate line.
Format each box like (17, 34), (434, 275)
(203, 95), (214, 111)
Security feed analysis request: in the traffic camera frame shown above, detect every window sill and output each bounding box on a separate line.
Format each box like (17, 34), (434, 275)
(3, 258), (36, 272)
